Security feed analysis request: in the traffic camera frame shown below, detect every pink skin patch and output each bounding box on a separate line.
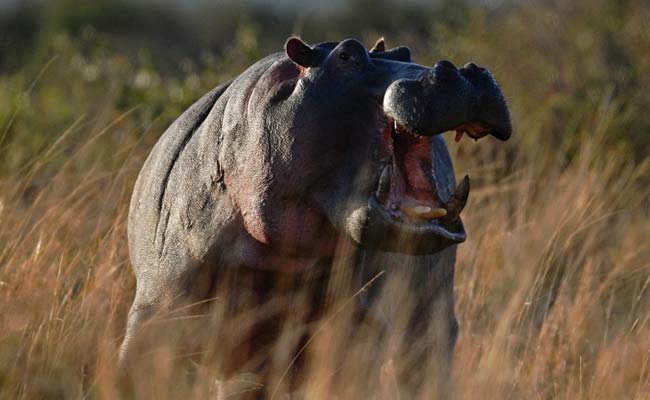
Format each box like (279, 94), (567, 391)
(229, 59), (340, 262)
(378, 118), (441, 222)
(393, 132), (436, 205)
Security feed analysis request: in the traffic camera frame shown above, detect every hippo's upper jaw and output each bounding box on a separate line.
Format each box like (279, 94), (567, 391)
(383, 60), (512, 141)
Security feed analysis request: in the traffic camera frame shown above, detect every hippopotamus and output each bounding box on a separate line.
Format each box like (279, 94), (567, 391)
(120, 37), (511, 395)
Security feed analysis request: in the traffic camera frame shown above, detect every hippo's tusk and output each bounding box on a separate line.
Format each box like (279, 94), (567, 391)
(445, 175), (470, 221)
(376, 164), (392, 204)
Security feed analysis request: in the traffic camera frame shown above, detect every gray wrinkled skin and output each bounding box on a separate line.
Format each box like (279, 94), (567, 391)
(120, 38), (510, 394)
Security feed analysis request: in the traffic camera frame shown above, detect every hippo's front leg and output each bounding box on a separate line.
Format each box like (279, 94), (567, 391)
(120, 83), (234, 364)
(357, 246), (458, 396)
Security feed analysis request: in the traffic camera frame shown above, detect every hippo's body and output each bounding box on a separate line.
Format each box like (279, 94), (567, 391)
(121, 38), (510, 395)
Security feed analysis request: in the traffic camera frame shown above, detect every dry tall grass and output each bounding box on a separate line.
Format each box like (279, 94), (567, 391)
(0, 86), (648, 399)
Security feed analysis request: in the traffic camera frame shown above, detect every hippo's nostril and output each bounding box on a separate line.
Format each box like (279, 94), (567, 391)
(463, 62), (480, 71)
(431, 60), (461, 82)
(460, 62), (483, 78)
(435, 60), (457, 70)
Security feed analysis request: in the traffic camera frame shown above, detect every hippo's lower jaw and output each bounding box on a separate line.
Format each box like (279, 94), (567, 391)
(364, 194), (467, 254)
(360, 117), (471, 255)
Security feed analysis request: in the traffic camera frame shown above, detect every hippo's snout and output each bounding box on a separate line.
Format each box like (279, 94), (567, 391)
(383, 60), (511, 141)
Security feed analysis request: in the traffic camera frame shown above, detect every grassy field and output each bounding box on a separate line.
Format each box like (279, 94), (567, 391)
(0, 0), (649, 398)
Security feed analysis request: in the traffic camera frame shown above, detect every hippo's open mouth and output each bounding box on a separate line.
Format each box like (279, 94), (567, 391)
(363, 116), (489, 254)
(354, 56), (511, 254)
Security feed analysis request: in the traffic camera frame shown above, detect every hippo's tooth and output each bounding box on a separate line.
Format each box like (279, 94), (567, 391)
(402, 204), (447, 220)
(376, 164), (392, 203)
(467, 127), (481, 142)
(454, 130), (464, 143)
(394, 121), (415, 136)
(445, 175), (470, 220)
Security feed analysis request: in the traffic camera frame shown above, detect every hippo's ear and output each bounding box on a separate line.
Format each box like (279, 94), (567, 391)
(370, 37), (386, 53)
(285, 37), (318, 68)
(386, 47), (411, 63)
(370, 46), (412, 63)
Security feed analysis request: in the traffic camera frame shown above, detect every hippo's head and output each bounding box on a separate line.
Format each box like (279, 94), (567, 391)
(222, 37), (511, 256)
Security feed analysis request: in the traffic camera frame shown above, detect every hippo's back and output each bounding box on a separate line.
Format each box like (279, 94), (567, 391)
(127, 83), (230, 276)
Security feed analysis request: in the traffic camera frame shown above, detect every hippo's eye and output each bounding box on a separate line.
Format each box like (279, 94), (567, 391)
(339, 52), (351, 62)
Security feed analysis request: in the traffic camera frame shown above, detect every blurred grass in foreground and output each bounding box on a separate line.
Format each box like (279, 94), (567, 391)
(0, 0), (649, 398)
